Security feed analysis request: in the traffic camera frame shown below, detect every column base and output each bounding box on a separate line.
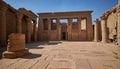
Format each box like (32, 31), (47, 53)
(2, 48), (29, 59)
(94, 40), (99, 42)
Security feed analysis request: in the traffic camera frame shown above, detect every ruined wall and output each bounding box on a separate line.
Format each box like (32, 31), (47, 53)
(99, 0), (120, 44)
(107, 11), (117, 40)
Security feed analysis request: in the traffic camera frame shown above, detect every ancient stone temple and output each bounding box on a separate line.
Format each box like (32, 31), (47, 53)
(0, 0), (38, 47)
(100, 0), (120, 44)
(38, 11), (93, 41)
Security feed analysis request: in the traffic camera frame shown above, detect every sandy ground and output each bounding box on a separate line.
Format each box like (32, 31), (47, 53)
(0, 41), (120, 69)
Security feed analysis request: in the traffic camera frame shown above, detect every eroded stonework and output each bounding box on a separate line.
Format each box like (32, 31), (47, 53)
(98, 0), (120, 44)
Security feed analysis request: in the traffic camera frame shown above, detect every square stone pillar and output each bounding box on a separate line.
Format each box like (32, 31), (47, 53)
(16, 13), (23, 33)
(56, 18), (61, 40)
(87, 15), (94, 41)
(68, 18), (72, 40)
(26, 18), (32, 43)
(33, 20), (37, 41)
(101, 17), (108, 43)
(48, 18), (51, 41)
(0, 7), (7, 46)
(2, 33), (29, 58)
(78, 18), (81, 40)
(94, 19), (99, 42)
(38, 18), (43, 41)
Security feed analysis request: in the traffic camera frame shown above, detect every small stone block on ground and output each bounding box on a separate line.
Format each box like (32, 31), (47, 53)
(2, 33), (29, 58)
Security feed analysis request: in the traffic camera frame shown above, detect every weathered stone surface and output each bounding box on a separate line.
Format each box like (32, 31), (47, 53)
(2, 33), (29, 58)
(7, 33), (25, 52)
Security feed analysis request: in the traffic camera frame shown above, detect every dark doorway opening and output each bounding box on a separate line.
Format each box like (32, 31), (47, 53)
(62, 32), (66, 40)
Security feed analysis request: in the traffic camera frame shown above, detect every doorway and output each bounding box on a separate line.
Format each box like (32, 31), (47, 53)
(62, 32), (66, 40)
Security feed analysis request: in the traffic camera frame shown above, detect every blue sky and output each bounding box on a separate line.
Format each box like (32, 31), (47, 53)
(4, 0), (118, 24)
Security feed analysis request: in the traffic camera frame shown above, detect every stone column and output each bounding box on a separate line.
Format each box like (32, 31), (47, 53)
(48, 18), (51, 41)
(26, 18), (31, 43)
(16, 13), (23, 33)
(87, 15), (94, 41)
(57, 18), (60, 40)
(68, 18), (72, 40)
(94, 19), (99, 42)
(38, 18), (43, 41)
(0, 7), (7, 46)
(101, 16), (107, 43)
(33, 20), (37, 41)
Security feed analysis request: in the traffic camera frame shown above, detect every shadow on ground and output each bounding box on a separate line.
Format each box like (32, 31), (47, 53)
(21, 53), (42, 59)
(0, 41), (62, 59)
(0, 47), (7, 59)
(27, 41), (62, 49)
(38, 41), (62, 45)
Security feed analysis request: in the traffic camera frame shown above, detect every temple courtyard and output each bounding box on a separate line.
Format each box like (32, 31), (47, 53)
(0, 41), (120, 69)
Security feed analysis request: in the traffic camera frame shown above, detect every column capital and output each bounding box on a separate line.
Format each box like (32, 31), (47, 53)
(77, 18), (81, 21)
(94, 19), (99, 22)
(26, 18), (31, 22)
(68, 18), (72, 22)
(100, 15), (108, 20)
(0, 2), (8, 11)
(16, 13), (23, 19)
(56, 18), (60, 23)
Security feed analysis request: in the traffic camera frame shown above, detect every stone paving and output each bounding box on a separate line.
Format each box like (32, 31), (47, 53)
(0, 41), (120, 69)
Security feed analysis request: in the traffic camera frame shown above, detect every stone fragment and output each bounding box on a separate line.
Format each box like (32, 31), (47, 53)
(2, 33), (29, 58)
